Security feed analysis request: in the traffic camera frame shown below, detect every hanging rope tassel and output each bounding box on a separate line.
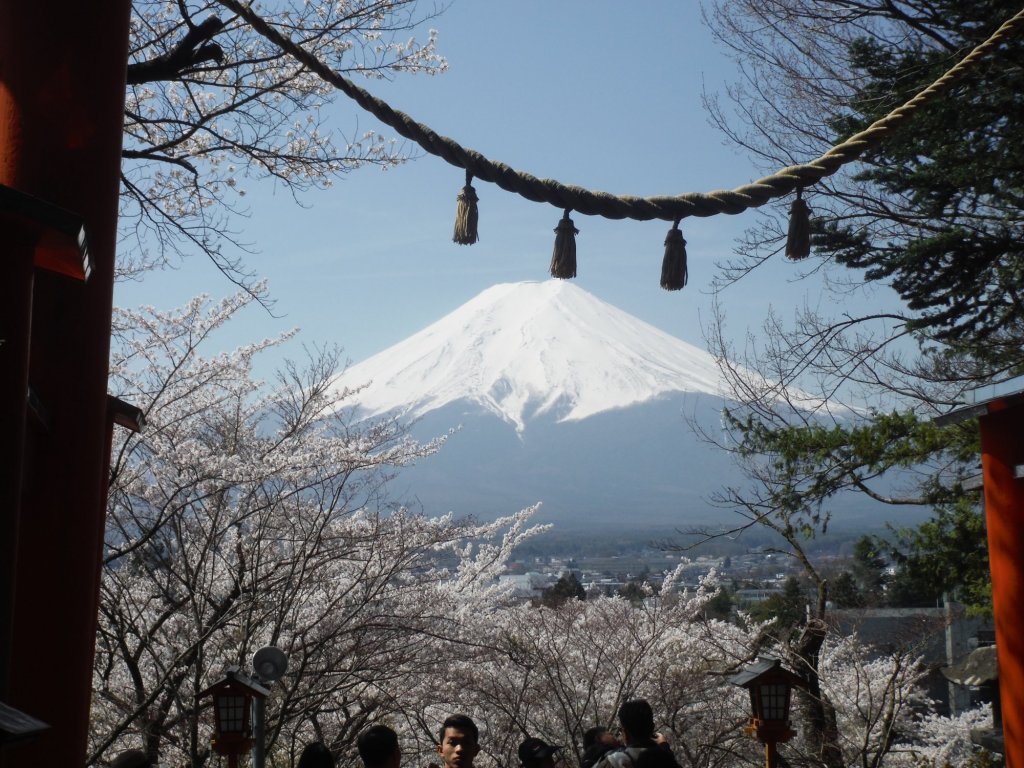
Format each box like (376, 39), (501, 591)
(550, 209), (579, 279)
(452, 171), (479, 245)
(660, 218), (688, 290)
(785, 188), (812, 260)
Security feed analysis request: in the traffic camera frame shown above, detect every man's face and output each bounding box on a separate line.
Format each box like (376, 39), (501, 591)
(437, 727), (479, 768)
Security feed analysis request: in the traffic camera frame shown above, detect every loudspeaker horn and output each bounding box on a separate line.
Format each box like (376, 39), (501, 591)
(252, 646), (288, 683)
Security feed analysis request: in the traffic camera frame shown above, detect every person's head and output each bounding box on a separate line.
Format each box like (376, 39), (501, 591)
(358, 725), (401, 768)
(298, 741), (336, 768)
(617, 699), (655, 742)
(436, 714), (480, 768)
(582, 727), (607, 752)
(518, 737), (563, 768)
(110, 750), (152, 768)
(583, 726), (619, 752)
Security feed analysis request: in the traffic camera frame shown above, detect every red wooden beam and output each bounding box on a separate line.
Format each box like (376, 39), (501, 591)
(0, 2), (132, 766)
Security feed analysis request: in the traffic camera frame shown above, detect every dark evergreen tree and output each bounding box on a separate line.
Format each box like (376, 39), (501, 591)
(829, 536), (891, 607)
(750, 577), (806, 631)
(824, 6), (1024, 366)
(704, 0), (1022, 617)
(703, 587), (734, 620)
(541, 572), (586, 608)
(883, 498), (991, 613)
(616, 581), (646, 606)
(851, 536), (889, 601)
(829, 571), (865, 609)
(701, 3), (1019, 763)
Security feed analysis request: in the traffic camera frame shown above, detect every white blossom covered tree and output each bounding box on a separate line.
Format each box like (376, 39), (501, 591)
(93, 290), (544, 766)
(121, 0), (447, 293)
(439, 571), (758, 768)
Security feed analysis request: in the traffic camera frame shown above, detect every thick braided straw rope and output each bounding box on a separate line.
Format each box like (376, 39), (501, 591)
(221, 1), (1024, 222)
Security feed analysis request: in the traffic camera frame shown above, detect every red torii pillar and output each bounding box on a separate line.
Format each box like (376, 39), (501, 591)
(980, 399), (1024, 768)
(941, 390), (1024, 768)
(0, 2), (132, 766)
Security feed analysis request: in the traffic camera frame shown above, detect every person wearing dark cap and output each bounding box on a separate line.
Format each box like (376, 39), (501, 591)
(518, 736), (563, 768)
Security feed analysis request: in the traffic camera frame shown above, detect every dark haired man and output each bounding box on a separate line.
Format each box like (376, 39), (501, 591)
(298, 741), (336, 768)
(358, 725), (401, 768)
(436, 714), (480, 768)
(110, 751), (153, 768)
(618, 700), (656, 744)
(593, 700), (678, 768)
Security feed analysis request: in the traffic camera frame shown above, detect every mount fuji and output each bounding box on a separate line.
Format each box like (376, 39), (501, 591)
(335, 280), (730, 430)
(329, 280), (749, 530)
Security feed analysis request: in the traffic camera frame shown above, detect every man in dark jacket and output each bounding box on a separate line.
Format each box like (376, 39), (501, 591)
(591, 700), (678, 768)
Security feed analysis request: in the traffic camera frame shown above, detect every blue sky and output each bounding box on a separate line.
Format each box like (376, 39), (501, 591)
(115, 1), (861, 370)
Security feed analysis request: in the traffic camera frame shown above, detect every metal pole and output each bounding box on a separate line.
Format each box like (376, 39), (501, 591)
(252, 695), (266, 768)
(764, 741), (778, 768)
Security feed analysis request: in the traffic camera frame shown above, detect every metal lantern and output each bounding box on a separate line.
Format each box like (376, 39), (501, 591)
(729, 658), (806, 768)
(753, 677), (791, 724)
(197, 668), (269, 767)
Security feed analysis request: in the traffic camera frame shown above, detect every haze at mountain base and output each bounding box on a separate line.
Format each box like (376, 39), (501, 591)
(385, 392), (736, 529)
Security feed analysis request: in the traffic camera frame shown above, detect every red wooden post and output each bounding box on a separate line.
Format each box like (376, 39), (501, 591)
(0, 2), (132, 766)
(979, 402), (1024, 768)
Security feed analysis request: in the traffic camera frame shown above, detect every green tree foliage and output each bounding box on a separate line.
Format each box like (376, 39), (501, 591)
(883, 498), (991, 613)
(721, 409), (980, 530)
(850, 537), (888, 596)
(828, 571), (865, 609)
(804, 2), (1020, 613)
(825, 10), (1024, 366)
(703, 587), (734, 620)
(749, 577), (806, 631)
(705, 0), (1023, 617)
(616, 580), (647, 606)
(541, 572), (586, 607)
(830, 536), (891, 608)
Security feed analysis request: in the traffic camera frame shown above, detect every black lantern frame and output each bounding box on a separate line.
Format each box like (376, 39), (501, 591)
(197, 667), (269, 761)
(729, 658), (807, 766)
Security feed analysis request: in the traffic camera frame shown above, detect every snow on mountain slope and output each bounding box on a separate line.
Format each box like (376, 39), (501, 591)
(331, 280), (729, 431)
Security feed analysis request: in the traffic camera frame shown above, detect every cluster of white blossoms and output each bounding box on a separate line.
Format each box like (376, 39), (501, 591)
(119, 0), (447, 284)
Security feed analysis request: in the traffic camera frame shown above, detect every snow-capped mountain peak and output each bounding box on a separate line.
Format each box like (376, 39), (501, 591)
(331, 280), (728, 432)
